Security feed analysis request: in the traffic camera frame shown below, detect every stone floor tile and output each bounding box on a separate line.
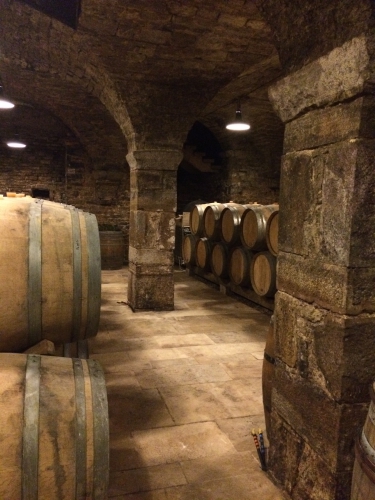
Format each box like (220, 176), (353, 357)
(220, 358), (263, 379)
(136, 363), (232, 389)
(174, 343), (264, 360)
(150, 358), (199, 369)
(94, 267), (285, 499)
(108, 388), (175, 432)
(164, 472), (286, 500)
(105, 371), (141, 394)
(130, 422), (236, 466)
(109, 463), (186, 497)
(180, 451), (260, 483)
(90, 351), (152, 373)
(127, 347), (190, 361)
(210, 378), (264, 418)
(159, 383), (231, 423)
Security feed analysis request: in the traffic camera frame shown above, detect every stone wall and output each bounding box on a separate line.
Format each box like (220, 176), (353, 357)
(267, 34), (375, 500)
(0, 144), (130, 261)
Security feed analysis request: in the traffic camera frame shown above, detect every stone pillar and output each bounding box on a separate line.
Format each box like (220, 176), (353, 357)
(126, 149), (182, 311)
(267, 35), (375, 500)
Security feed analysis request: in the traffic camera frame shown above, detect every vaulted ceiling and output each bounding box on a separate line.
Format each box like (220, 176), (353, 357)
(0, 0), (284, 168)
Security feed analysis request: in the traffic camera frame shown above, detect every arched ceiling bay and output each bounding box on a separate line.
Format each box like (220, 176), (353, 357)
(0, 0), (283, 157)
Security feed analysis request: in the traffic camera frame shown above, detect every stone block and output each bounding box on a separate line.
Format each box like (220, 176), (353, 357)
(268, 412), (353, 500)
(279, 150), (323, 258)
(128, 269), (174, 311)
(269, 35), (371, 123)
(277, 251), (348, 313)
(127, 150), (182, 172)
(349, 139), (375, 267)
(129, 211), (175, 250)
(280, 140), (368, 266)
(348, 266), (375, 312)
(274, 292), (298, 368)
(271, 366), (368, 473)
(314, 312), (375, 403)
(283, 97), (375, 153)
(277, 252), (375, 315)
(128, 247), (174, 268)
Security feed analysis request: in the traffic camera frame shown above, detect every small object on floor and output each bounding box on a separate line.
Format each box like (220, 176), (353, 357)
(258, 428), (266, 456)
(252, 428), (267, 471)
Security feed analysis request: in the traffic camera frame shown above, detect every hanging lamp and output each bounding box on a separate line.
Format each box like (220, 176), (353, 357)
(0, 85), (15, 109)
(226, 100), (250, 131)
(6, 134), (26, 149)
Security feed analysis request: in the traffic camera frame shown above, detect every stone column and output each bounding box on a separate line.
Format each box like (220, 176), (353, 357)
(267, 35), (375, 500)
(126, 149), (182, 311)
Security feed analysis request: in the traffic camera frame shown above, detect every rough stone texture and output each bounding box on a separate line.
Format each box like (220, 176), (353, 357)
(224, 147), (281, 204)
(269, 33), (375, 500)
(128, 265), (174, 311)
(271, 366), (368, 473)
(256, 0), (373, 72)
(127, 149), (182, 310)
(274, 291), (375, 404)
(283, 96), (375, 153)
(268, 411), (356, 500)
(277, 252), (350, 314)
(268, 35), (374, 123)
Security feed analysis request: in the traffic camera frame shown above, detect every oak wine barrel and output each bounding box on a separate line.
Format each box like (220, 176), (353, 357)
(351, 383), (375, 500)
(182, 233), (198, 266)
(240, 204), (278, 251)
(262, 315), (275, 439)
(250, 251), (277, 297)
(266, 210), (279, 256)
(228, 247), (253, 287)
(219, 204), (247, 246)
(99, 230), (125, 270)
(0, 197), (101, 352)
(203, 202), (242, 241)
(189, 203), (210, 237)
(0, 353), (109, 500)
(210, 242), (230, 279)
(195, 237), (213, 271)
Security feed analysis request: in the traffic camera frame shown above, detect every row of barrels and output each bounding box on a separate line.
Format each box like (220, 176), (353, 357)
(183, 202), (279, 298)
(0, 197), (109, 499)
(189, 201), (279, 255)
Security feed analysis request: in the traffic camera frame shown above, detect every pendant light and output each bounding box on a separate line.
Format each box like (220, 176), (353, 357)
(226, 100), (250, 131)
(0, 85), (15, 109)
(7, 140), (26, 149)
(6, 134), (26, 149)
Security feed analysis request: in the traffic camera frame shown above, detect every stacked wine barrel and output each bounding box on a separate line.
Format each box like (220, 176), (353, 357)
(0, 196), (109, 499)
(183, 201), (279, 300)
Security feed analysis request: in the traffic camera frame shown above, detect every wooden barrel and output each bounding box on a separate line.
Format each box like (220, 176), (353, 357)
(182, 233), (197, 266)
(189, 203), (210, 237)
(240, 204), (279, 251)
(262, 316), (275, 440)
(220, 205), (247, 246)
(203, 202), (242, 241)
(250, 251), (277, 297)
(0, 353), (109, 500)
(266, 210), (279, 256)
(99, 230), (125, 270)
(0, 197), (101, 352)
(210, 242), (230, 279)
(195, 237), (213, 271)
(351, 384), (375, 500)
(228, 247), (254, 287)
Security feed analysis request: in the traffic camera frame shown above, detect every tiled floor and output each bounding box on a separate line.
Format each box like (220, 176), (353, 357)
(89, 266), (287, 500)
